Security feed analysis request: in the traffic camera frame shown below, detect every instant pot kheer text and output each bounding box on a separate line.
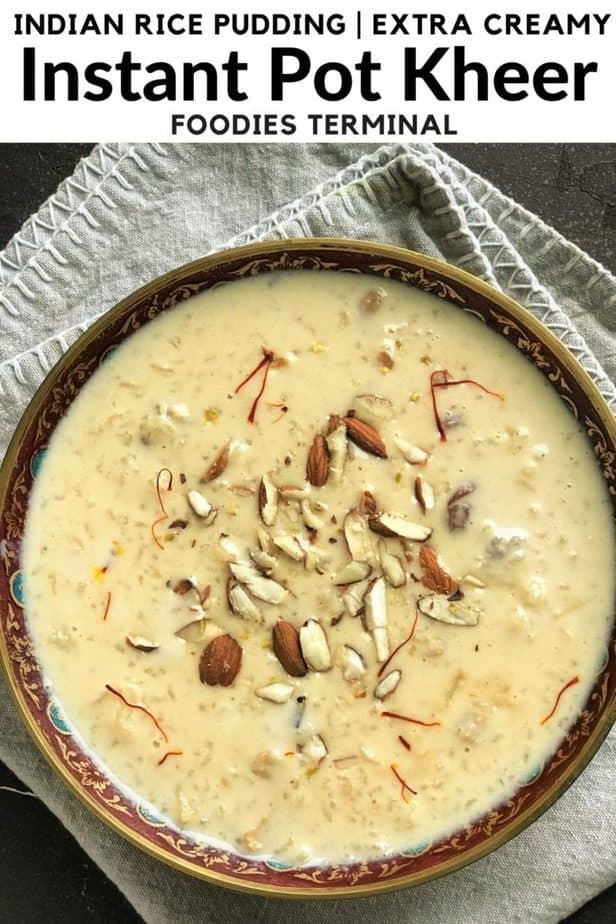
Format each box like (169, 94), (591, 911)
(24, 271), (614, 864)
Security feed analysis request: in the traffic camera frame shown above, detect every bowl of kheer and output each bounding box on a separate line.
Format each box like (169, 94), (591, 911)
(0, 239), (614, 897)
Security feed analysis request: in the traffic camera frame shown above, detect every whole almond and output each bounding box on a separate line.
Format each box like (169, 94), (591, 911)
(199, 634), (242, 686)
(200, 441), (231, 483)
(272, 620), (307, 677)
(343, 416), (387, 458)
(306, 434), (329, 487)
(419, 545), (459, 596)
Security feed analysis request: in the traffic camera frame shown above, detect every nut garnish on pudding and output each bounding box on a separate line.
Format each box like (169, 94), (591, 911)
(23, 270), (614, 866)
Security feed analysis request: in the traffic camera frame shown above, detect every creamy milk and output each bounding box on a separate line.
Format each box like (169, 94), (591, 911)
(23, 271), (614, 864)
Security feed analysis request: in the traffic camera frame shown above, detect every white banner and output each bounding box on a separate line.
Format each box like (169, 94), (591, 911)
(0, 0), (613, 141)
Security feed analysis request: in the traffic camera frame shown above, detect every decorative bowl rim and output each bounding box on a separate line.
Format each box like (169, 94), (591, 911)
(0, 237), (614, 898)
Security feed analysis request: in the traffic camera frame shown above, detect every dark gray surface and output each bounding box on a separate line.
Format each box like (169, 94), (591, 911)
(0, 144), (614, 923)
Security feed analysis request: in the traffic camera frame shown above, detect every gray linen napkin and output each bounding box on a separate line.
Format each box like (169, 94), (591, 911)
(0, 143), (614, 924)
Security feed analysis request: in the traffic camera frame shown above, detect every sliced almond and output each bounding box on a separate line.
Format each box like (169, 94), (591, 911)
(343, 509), (377, 564)
(201, 440), (231, 483)
(419, 545), (459, 596)
(175, 616), (220, 643)
(358, 490), (378, 517)
(340, 645), (366, 681)
(227, 577), (262, 621)
(462, 573), (487, 589)
(374, 669), (401, 700)
(306, 434), (329, 487)
(126, 635), (159, 652)
(256, 523), (275, 555)
(255, 682), (295, 704)
(448, 481), (476, 505)
(417, 593), (481, 626)
(378, 541), (407, 588)
(333, 561), (372, 585)
(187, 489), (212, 518)
(353, 394), (394, 422)
(369, 511), (432, 542)
(272, 621), (307, 677)
(279, 484), (308, 501)
(343, 416), (387, 458)
(300, 497), (328, 530)
(300, 734), (328, 766)
(364, 577), (389, 661)
(325, 424), (347, 484)
(229, 483), (257, 496)
(394, 434), (429, 466)
(249, 548), (277, 576)
(229, 561), (288, 604)
(258, 474), (279, 526)
(299, 619), (332, 672)
(415, 475), (435, 513)
(342, 578), (371, 617)
(273, 534), (305, 562)
(218, 534), (241, 559)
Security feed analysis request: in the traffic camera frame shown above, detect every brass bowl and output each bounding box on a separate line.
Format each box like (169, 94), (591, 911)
(1, 239), (614, 897)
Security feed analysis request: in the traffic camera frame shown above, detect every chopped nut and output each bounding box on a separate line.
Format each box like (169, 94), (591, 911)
(352, 394), (394, 422)
(300, 734), (328, 766)
(417, 594), (481, 626)
(419, 545), (459, 596)
(300, 497), (328, 530)
(415, 475), (435, 513)
(126, 635), (160, 652)
(378, 541), (407, 588)
(299, 619), (332, 672)
(374, 669), (402, 700)
(462, 573), (487, 589)
(175, 616), (220, 643)
(172, 578), (195, 596)
(369, 511), (432, 542)
(258, 474), (279, 526)
(256, 524), (275, 555)
(340, 645), (366, 682)
(394, 434), (429, 466)
(333, 561), (372, 585)
(279, 484), (308, 501)
(359, 490), (378, 517)
(201, 441), (231, 483)
(255, 682), (295, 704)
(227, 577), (262, 621)
(218, 534), (241, 559)
(377, 348), (394, 369)
(364, 577), (389, 661)
(187, 490), (212, 518)
(272, 534), (305, 562)
(325, 425), (347, 484)
(249, 548), (277, 576)
(342, 578), (371, 617)
(361, 286), (387, 312)
(229, 561), (288, 604)
(344, 509), (377, 564)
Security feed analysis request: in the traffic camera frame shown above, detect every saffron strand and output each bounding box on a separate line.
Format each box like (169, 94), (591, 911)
(430, 368), (503, 442)
(378, 609), (419, 677)
(104, 684), (168, 742)
(390, 764), (417, 802)
(382, 711), (441, 728)
(540, 675), (580, 725)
